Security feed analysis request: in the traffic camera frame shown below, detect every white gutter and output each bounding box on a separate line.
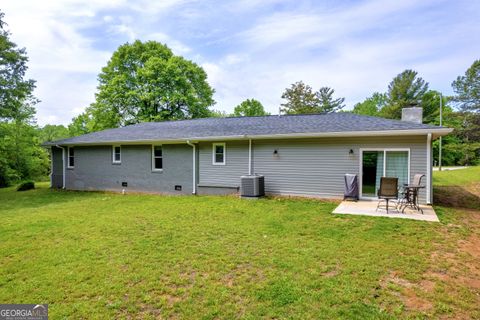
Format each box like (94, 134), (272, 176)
(55, 145), (66, 189)
(52, 128), (454, 146)
(426, 133), (432, 204)
(186, 140), (196, 194)
(248, 139), (252, 175)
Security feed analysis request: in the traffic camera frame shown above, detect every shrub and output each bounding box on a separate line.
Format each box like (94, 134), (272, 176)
(17, 181), (35, 191)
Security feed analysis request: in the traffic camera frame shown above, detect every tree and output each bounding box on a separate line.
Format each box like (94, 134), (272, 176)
(451, 112), (480, 165)
(452, 59), (480, 112)
(68, 113), (92, 137)
(280, 81), (318, 114)
(352, 92), (387, 116)
(280, 81), (345, 114)
(84, 40), (215, 131)
(208, 109), (229, 118)
(233, 99), (269, 117)
(0, 11), (38, 122)
(420, 90), (450, 124)
(316, 87), (345, 113)
(38, 124), (69, 143)
(380, 70), (428, 119)
(0, 11), (48, 187)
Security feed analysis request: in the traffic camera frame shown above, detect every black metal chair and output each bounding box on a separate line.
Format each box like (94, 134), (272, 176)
(398, 174), (425, 214)
(376, 177), (398, 214)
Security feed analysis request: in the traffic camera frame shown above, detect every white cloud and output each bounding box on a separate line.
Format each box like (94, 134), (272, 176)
(1, 0), (479, 124)
(146, 32), (191, 55)
(128, 0), (193, 14)
(202, 0), (480, 114)
(2, 0), (193, 125)
(2, 0), (122, 125)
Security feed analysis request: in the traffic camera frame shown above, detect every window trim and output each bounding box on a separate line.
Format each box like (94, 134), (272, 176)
(112, 145), (121, 164)
(212, 142), (226, 165)
(67, 147), (75, 169)
(152, 145), (163, 172)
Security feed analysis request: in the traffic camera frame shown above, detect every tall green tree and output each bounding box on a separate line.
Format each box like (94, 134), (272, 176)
(316, 87), (345, 113)
(419, 90), (450, 124)
(380, 70), (429, 119)
(280, 81), (318, 114)
(0, 11), (38, 122)
(84, 40), (215, 131)
(68, 113), (92, 137)
(233, 99), (269, 117)
(281, 81), (344, 114)
(38, 124), (69, 143)
(352, 92), (387, 116)
(450, 112), (480, 165)
(452, 59), (480, 112)
(0, 11), (49, 187)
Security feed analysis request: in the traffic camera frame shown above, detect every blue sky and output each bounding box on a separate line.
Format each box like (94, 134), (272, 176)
(3, 0), (480, 125)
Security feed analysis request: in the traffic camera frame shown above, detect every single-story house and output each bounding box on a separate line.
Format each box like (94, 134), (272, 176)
(45, 109), (452, 204)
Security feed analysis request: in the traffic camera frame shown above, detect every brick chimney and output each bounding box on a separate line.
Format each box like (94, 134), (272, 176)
(401, 107), (423, 124)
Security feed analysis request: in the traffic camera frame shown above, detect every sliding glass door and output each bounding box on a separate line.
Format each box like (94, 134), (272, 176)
(361, 149), (409, 198)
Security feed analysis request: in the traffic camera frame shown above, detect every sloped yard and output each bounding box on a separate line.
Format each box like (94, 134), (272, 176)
(434, 166), (480, 210)
(0, 168), (479, 319)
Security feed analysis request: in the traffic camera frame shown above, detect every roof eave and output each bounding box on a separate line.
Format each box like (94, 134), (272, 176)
(47, 128), (453, 146)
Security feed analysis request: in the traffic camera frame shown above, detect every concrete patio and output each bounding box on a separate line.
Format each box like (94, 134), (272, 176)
(332, 200), (439, 222)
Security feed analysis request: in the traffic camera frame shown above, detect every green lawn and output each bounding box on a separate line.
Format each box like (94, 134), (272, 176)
(433, 166), (480, 210)
(0, 169), (479, 319)
(433, 166), (480, 186)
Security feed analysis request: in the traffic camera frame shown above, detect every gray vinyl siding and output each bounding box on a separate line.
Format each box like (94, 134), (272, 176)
(198, 141), (249, 187)
(51, 146), (64, 188)
(64, 144), (193, 194)
(53, 135), (430, 203)
(197, 136), (428, 203)
(252, 136), (428, 203)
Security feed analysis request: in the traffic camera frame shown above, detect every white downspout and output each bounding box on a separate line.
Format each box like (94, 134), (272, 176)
(49, 147), (53, 188)
(56, 145), (66, 189)
(248, 139), (252, 175)
(426, 134), (432, 204)
(186, 140), (196, 194)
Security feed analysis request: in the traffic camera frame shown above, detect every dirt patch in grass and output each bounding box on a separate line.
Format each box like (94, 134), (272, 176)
(402, 287), (433, 312)
(321, 267), (340, 278)
(378, 204), (480, 317)
(456, 233), (480, 289)
(433, 183), (480, 210)
(427, 229), (480, 289)
(422, 208), (480, 317)
(458, 234), (480, 259)
(380, 271), (434, 313)
(221, 263), (266, 288)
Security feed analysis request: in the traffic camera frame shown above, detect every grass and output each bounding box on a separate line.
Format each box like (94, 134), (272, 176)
(433, 166), (480, 210)
(0, 169), (479, 319)
(433, 166), (480, 186)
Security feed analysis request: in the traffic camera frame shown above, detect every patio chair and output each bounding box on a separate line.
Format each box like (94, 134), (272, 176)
(376, 177), (398, 214)
(398, 174), (425, 214)
(411, 174), (425, 187)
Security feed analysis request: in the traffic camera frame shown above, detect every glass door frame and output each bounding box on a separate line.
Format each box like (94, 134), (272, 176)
(359, 148), (411, 200)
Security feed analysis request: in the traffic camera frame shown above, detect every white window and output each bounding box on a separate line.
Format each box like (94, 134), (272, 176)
(112, 146), (121, 164)
(212, 143), (226, 165)
(67, 147), (75, 168)
(152, 145), (163, 171)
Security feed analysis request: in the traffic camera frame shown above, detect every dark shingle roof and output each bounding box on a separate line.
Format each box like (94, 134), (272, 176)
(47, 113), (450, 145)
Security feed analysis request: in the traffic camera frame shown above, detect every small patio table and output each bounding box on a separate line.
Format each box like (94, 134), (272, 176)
(399, 185), (425, 214)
